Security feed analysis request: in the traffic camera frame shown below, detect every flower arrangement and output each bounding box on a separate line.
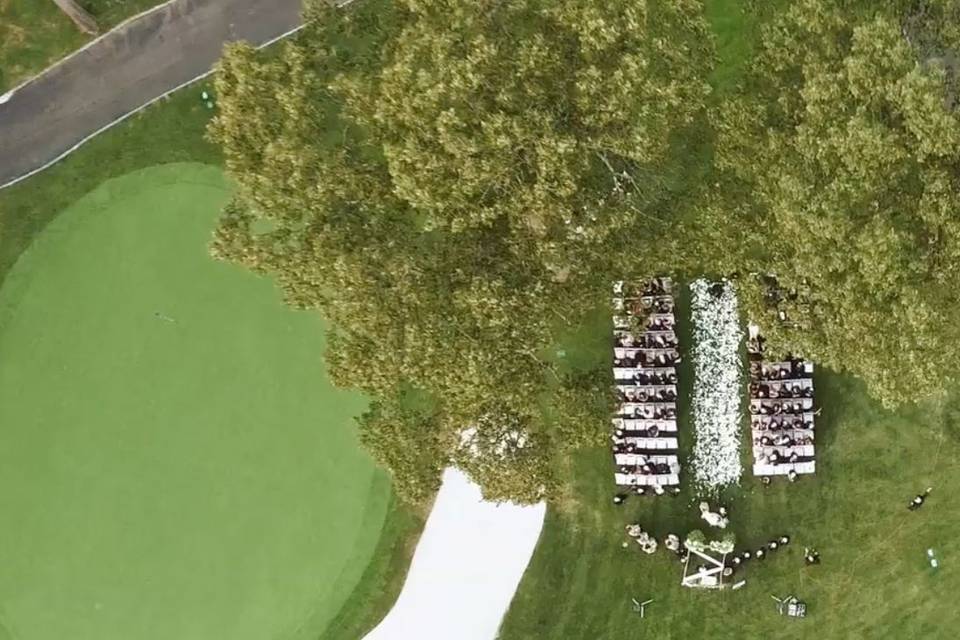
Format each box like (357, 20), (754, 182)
(689, 279), (744, 492)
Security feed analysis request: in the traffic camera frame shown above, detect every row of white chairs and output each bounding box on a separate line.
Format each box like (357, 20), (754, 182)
(615, 473), (681, 487)
(614, 383), (678, 395)
(752, 445), (816, 459)
(750, 397), (815, 409)
(753, 461), (816, 476)
(614, 366), (679, 380)
(614, 453), (679, 468)
(613, 278), (673, 296)
(751, 411), (816, 425)
(612, 437), (679, 451)
(753, 377), (813, 391)
(613, 313), (675, 330)
(754, 361), (815, 377)
(612, 418), (678, 433)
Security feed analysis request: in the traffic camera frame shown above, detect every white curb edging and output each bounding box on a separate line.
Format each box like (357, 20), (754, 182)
(0, 23), (306, 192)
(1, 0), (181, 101)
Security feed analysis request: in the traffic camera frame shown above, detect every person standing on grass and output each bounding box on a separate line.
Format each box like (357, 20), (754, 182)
(908, 487), (933, 511)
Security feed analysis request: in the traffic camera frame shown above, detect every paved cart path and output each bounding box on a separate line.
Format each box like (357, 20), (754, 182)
(0, 0), (304, 189)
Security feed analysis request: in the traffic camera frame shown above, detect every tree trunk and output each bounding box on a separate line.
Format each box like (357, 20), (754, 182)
(51, 0), (99, 35)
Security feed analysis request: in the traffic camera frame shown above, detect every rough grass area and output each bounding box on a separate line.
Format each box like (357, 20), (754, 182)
(499, 288), (960, 639)
(0, 0), (162, 92)
(319, 494), (431, 640)
(500, 399), (959, 639)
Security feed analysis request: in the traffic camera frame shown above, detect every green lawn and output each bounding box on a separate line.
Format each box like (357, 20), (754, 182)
(0, 71), (424, 637)
(499, 3), (960, 637)
(0, 0), (163, 92)
(0, 163), (396, 640)
(499, 286), (960, 639)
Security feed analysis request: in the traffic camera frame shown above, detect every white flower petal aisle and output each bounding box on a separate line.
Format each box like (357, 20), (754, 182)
(689, 279), (744, 492)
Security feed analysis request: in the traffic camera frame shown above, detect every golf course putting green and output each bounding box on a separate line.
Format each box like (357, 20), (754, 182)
(0, 163), (390, 640)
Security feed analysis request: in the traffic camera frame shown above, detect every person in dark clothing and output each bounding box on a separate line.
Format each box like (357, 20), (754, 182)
(908, 487), (933, 511)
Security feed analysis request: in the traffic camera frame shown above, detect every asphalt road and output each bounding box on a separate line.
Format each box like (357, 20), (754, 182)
(0, 0), (304, 189)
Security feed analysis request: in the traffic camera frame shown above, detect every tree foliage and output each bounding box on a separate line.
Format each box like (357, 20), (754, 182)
(208, 0), (960, 500)
(713, 0), (960, 406)
(209, 0), (711, 502)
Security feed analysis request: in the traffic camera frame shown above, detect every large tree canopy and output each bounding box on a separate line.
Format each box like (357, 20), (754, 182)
(714, 0), (960, 406)
(209, 0), (711, 502)
(210, 0), (960, 501)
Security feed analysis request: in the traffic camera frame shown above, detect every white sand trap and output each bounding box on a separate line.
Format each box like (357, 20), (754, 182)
(363, 468), (546, 640)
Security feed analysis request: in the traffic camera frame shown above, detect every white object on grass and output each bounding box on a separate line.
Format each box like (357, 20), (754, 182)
(689, 279), (744, 492)
(363, 467), (546, 640)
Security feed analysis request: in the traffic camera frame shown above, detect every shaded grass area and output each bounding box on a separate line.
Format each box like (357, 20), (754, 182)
(704, 0), (787, 92)
(0, 0), (163, 92)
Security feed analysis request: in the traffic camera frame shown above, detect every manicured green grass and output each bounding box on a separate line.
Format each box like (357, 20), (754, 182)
(0, 0), (162, 92)
(0, 163), (395, 640)
(0, 79), (424, 640)
(499, 288), (960, 639)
